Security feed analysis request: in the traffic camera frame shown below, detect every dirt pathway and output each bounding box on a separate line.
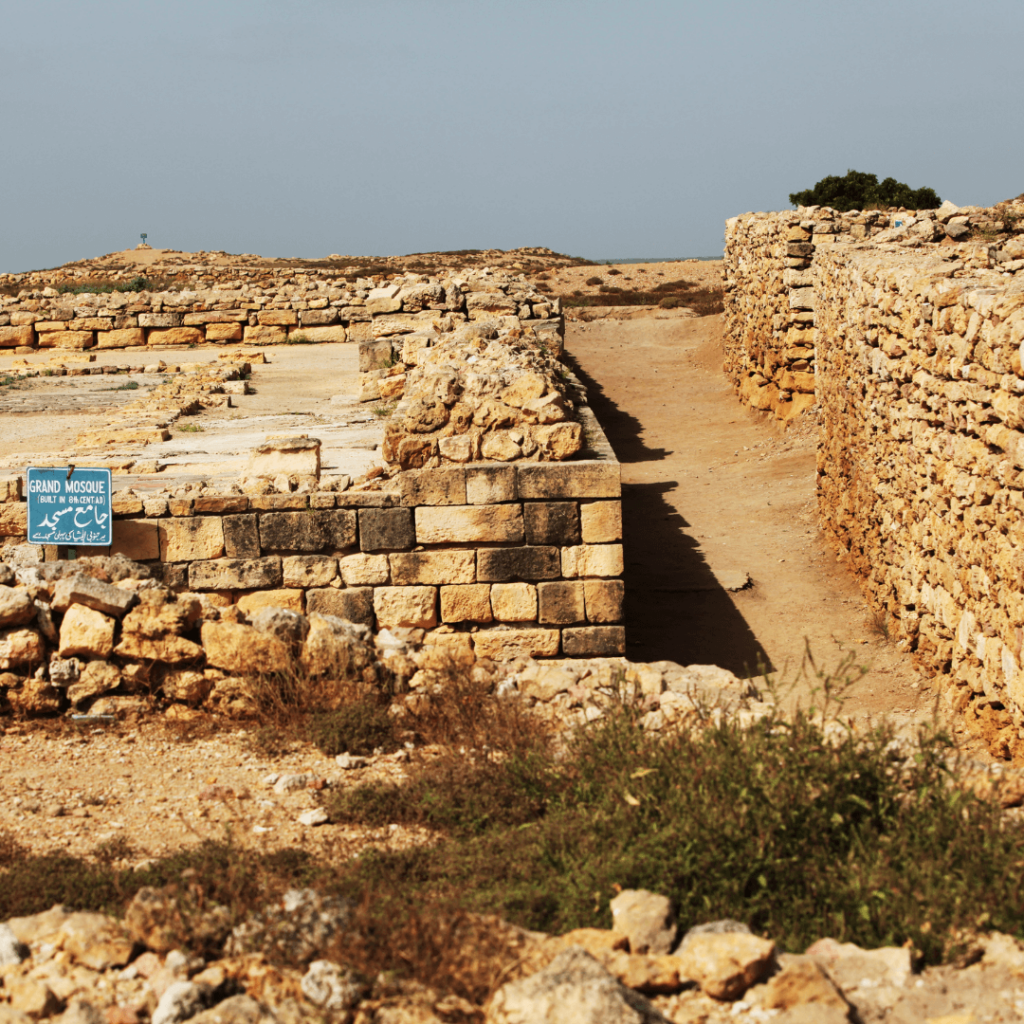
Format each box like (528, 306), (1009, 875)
(564, 313), (937, 724)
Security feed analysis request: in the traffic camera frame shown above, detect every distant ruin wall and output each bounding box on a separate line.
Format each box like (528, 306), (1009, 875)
(724, 200), (1024, 749)
(0, 270), (563, 357)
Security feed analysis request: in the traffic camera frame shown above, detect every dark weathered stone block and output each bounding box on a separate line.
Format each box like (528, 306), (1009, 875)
(305, 587), (374, 627)
(223, 514), (260, 558)
(359, 508), (415, 551)
(476, 546), (560, 582)
(524, 502), (580, 546)
(537, 581), (586, 625)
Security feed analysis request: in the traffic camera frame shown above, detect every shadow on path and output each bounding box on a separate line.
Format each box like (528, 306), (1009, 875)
(564, 349), (773, 676)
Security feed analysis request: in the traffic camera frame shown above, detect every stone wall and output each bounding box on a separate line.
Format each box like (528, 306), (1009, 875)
(0, 269), (562, 354)
(724, 196), (1024, 751)
(722, 202), (1013, 421)
(1, 435), (624, 662)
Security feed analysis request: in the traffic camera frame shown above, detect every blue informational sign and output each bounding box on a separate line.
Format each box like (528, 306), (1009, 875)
(27, 466), (113, 546)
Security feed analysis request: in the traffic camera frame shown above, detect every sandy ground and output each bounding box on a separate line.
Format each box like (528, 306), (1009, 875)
(563, 312), (941, 728)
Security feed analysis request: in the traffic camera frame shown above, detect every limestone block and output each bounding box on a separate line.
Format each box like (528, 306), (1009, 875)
(466, 465), (517, 504)
(305, 587), (374, 626)
(415, 504), (524, 545)
(236, 589), (305, 616)
(298, 308), (340, 326)
(472, 628), (560, 660)
(0, 503), (28, 536)
(0, 326), (34, 347)
(95, 328), (145, 349)
(290, 325), (347, 343)
(146, 327), (203, 346)
(41, 330), (94, 350)
(398, 466), (467, 506)
(532, 421), (583, 460)
(677, 932), (776, 1001)
(465, 291), (517, 314)
(525, 502), (580, 545)
(0, 586), (36, 629)
(193, 496), (249, 513)
(490, 583), (538, 622)
(480, 432), (522, 461)
(243, 325), (287, 344)
(161, 669), (213, 704)
(188, 557), (283, 591)
(59, 605), (115, 659)
(585, 580), (624, 623)
(205, 323), (244, 342)
(257, 310), (298, 326)
(67, 660), (121, 707)
(139, 313), (183, 328)
(114, 631), (203, 664)
(580, 501), (623, 543)
(259, 509), (355, 552)
(158, 517), (225, 561)
(201, 621), (291, 675)
(0, 628), (45, 668)
(338, 553), (390, 586)
(609, 889), (677, 955)
(390, 550), (476, 585)
(283, 555), (338, 588)
(358, 508), (415, 551)
(223, 514), (260, 558)
(440, 584), (493, 623)
(182, 311), (248, 324)
(561, 626), (625, 657)
(538, 581), (586, 625)
(371, 313), (430, 337)
(477, 546), (560, 582)
(561, 544), (624, 578)
(52, 575), (135, 617)
(248, 437), (321, 479)
(517, 462), (620, 499)
(438, 435), (477, 463)
(372, 586), (437, 629)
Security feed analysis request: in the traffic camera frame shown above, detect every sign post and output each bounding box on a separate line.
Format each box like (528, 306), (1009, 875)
(27, 466), (113, 547)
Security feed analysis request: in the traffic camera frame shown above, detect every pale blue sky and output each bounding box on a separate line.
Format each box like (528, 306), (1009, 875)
(2, 0), (1022, 273)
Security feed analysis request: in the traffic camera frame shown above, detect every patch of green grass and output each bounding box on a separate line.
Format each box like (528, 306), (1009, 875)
(285, 333), (319, 345)
(109, 380), (140, 391)
(372, 400), (397, 419)
(177, 422), (204, 433)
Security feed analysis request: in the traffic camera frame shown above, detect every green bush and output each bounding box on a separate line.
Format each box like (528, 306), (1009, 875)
(790, 170), (940, 212)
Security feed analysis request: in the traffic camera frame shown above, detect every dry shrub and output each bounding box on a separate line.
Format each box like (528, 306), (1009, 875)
(325, 895), (538, 1008)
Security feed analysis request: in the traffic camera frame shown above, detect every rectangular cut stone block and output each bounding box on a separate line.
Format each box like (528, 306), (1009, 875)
(298, 308), (340, 326)
(259, 510), (356, 552)
(283, 555), (338, 588)
(440, 584), (493, 623)
(373, 586), (437, 629)
(525, 502), (580, 545)
(207, 323), (244, 342)
(415, 505), (523, 545)
(290, 325), (347, 342)
(517, 462), (620, 499)
(146, 327), (204, 346)
(41, 331), (94, 350)
(71, 318), (113, 331)
(168, 499), (194, 517)
(339, 553), (390, 585)
(249, 494), (309, 510)
(139, 313), (183, 328)
(390, 550), (476, 585)
(477, 547), (560, 582)
(538, 581), (586, 625)
(584, 580), (624, 623)
(306, 587), (374, 626)
(237, 589), (305, 616)
(257, 310), (298, 326)
(359, 508), (415, 551)
(223, 514), (260, 558)
(465, 465), (517, 504)
(244, 325), (287, 344)
(194, 496), (249, 514)
(96, 328), (145, 349)
(399, 467), (467, 506)
(158, 517), (225, 561)
(473, 628), (560, 660)
(111, 518), (159, 561)
(490, 582), (537, 622)
(561, 544), (624, 578)
(562, 626), (626, 657)
(248, 438), (321, 479)
(112, 493), (144, 515)
(182, 311), (248, 325)
(580, 501), (622, 543)
(189, 557), (282, 591)
(0, 326), (34, 347)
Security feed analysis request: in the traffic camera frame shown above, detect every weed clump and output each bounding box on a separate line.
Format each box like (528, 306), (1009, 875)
(308, 699), (397, 757)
